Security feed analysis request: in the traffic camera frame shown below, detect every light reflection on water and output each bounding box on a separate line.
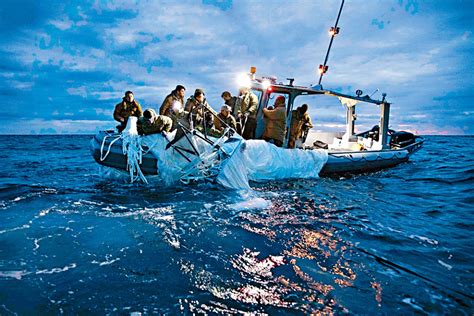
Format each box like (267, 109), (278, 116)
(0, 135), (473, 314)
(175, 192), (376, 314)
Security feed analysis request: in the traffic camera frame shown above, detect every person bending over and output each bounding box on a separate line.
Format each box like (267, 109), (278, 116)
(138, 108), (173, 135)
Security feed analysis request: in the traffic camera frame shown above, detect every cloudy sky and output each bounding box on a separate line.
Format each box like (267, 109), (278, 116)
(0, 0), (472, 135)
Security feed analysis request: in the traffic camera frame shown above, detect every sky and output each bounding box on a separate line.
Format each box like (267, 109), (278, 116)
(0, 0), (472, 135)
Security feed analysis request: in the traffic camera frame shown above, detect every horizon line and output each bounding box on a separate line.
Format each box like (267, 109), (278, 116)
(0, 133), (471, 137)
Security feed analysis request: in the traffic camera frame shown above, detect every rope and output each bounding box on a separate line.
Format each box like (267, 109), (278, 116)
(99, 131), (149, 184)
(100, 134), (122, 161)
(179, 130), (235, 184)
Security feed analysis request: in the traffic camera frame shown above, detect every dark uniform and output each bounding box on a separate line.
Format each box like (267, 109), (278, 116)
(224, 96), (240, 117)
(114, 99), (143, 132)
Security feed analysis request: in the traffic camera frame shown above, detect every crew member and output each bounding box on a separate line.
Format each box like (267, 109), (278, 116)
(214, 105), (237, 135)
(262, 96), (287, 147)
(185, 88), (216, 127)
(159, 85), (186, 131)
(138, 108), (173, 135)
(159, 85), (186, 116)
(289, 103), (313, 148)
(113, 90), (143, 132)
(238, 87), (259, 139)
(221, 91), (240, 117)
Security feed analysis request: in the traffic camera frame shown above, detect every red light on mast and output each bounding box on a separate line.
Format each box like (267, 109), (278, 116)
(318, 64), (328, 74)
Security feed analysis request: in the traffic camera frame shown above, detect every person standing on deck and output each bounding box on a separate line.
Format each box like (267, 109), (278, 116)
(262, 96), (287, 147)
(113, 91), (143, 133)
(221, 91), (240, 117)
(238, 87), (259, 139)
(288, 103), (313, 148)
(221, 91), (241, 134)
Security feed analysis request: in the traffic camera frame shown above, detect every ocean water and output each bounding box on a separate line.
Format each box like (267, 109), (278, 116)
(0, 135), (472, 314)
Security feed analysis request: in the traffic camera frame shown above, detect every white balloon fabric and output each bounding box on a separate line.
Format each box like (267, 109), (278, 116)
(120, 124), (328, 189)
(217, 140), (328, 188)
(243, 140), (328, 182)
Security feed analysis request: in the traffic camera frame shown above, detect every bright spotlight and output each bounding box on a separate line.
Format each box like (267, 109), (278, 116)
(236, 73), (251, 88)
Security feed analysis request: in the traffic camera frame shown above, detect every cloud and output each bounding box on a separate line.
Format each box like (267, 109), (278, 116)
(67, 86), (87, 98)
(49, 16), (74, 30)
(0, 0), (472, 134)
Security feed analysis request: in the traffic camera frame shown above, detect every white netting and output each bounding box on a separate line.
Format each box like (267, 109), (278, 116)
(107, 120), (328, 189)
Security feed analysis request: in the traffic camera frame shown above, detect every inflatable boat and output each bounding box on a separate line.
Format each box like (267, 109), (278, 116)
(90, 73), (424, 189)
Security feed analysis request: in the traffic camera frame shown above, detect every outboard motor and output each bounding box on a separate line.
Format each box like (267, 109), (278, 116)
(390, 131), (416, 148)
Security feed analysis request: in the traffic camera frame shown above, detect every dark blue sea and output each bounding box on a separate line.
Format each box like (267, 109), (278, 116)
(0, 135), (472, 314)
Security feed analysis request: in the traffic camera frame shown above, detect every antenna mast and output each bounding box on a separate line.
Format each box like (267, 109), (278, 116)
(318, 0), (345, 85)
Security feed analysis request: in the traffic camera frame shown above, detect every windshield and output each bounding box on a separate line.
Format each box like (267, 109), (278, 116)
(293, 94), (346, 133)
(250, 89), (263, 109)
(267, 92), (290, 112)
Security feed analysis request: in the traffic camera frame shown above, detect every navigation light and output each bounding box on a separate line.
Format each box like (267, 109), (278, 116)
(318, 65), (328, 74)
(262, 79), (271, 90)
(329, 27), (340, 36)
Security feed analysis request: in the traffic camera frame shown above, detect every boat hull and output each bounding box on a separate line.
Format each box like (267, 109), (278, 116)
(90, 132), (424, 177)
(90, 131), (159, 175)
(321, 150), (408, 175)
(321, 139), (424, 175)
